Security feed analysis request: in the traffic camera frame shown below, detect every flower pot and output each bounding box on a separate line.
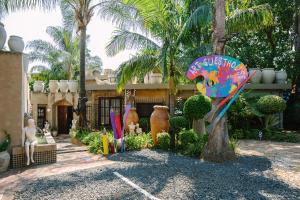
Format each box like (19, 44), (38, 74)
(0, 150), (10, 172)
(150, 73), (163, 84)
(68, 80), (78, 93)
(33, 81), (44, 92)
(49, 80), (59, 93)
(144, 73), (151, 84)
(58, 80), (69, 93)
(22, 54), (29, 73)
(0, 22), (7, 50)
(150, 105), (170, 145)
(125, 108), (139, 132)
(275, 70), (287, 84)
(8, 35), (24, 53)
(249, 68), (262, 83)
(262, 68), (275, 84)
(52, 131), (58, 137)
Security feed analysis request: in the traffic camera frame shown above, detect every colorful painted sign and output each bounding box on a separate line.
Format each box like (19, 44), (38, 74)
(186, 55), (248, 97)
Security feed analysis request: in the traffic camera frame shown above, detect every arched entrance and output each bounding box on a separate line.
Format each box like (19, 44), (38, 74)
(52, 99), (74, 135)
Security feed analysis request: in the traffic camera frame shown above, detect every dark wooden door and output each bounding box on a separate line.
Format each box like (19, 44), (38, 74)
(37, 106), (46, 129)
(57, 106), (73, 134)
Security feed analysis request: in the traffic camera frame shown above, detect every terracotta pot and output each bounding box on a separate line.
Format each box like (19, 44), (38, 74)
(58, 80), (69, 93)
(125, 108), (139, 132)
(49, 80), (59, 93)
(150, 73), (163, 84)
(0, 22), (7, 50)
(68, 80), (78, 93)
(0, 151), (10, 172)
(150, 105), (170, 145)
(262, 68), (275, 84)
(8, 35), (24, 52)
(33, 81), (44, 92)
(275, 70), (287, 84)
(249, 68), (262, 83)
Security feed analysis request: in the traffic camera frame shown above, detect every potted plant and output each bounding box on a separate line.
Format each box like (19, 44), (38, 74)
(0, 131), (11, 172)
(51, 127), (58, 137)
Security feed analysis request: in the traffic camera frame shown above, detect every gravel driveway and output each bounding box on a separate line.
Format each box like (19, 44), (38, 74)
(14, 149), (300, 200)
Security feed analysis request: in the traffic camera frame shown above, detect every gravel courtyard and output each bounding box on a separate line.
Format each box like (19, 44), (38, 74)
(14, 147), (300, 200)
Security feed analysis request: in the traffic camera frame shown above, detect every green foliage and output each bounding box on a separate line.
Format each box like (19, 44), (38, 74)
(229, 137), (238, 151)
(177, 129), (208, 157)
(157, 132), (170, 150)
(170, 116), (189, 134)
(126, 133), (153, 151)
(256, 95), (286, 115)
(74, 130), (89, 142)
(139, 117), (150, 133)
(183, 95), (212, 120)
(0, 131), (10, 152)
(88, 134), (103, 154)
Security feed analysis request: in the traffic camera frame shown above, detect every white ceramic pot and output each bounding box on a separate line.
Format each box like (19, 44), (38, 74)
(59, 80), (69, 93)
(22, 54), (29, 73)
(150, 73), (163, 84)
(68, 80), (78, 93)
(275, 70), (287, 84)
(0, 22), (7, 50)
(249, 68), (262, 83)
(33, 81), (44, 92)
(0, 151), (10, 172)
(52, 131), (58, 137)
(8, 35), (24, 53)
(262, 68), (275, 84)
(49, 80), (59, 93)
(130, 77), (138, 84)
(144, 73), (151, 84)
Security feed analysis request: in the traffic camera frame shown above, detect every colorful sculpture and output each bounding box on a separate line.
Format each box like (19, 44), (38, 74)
(186, 55), (248, 98)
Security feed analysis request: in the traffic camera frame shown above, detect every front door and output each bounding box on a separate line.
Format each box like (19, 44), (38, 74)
(57, 106), (73, 134)
(37, 105), (46, 129)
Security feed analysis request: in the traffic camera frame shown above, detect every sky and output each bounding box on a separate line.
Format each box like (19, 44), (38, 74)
(3, 6), (136, 71)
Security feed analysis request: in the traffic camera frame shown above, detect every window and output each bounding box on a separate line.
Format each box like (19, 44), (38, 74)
(98, 97), (123, 127)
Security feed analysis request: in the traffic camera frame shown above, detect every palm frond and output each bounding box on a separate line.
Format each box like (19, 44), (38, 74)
(226, 4), (274, 35)
(5, 0), (58, 11)
(106, 29), (160, 56)
(26, 40), (58, 53)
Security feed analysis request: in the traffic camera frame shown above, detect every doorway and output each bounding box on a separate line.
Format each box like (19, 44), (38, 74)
(57, 106), (73, 134)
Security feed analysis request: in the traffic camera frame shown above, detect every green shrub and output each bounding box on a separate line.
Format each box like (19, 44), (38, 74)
(229, 137), (238, 151)
(178, 129), (198, 146)
(157, 132), (170, 150)
(74, 130), (89, 141)
(170, 116), (189, 134)
(256, 95), (286, 115)
(183, 95), (212, 120)
(139, 118), (150, 132)
(88, 134), (103, 154)
(126, 133), (152, 151)
(82, 132), (100, 145)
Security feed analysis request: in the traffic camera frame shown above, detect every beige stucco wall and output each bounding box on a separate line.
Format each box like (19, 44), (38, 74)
(0, 52), (24, 147)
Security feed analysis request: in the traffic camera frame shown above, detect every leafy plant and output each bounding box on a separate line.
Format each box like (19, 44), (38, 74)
(126, 133), (153, 151)
(169, 116), (189, 134)
(139, 118), (150, 132)
(256, 95), (286, 115)
(157, 132), (170, 150)
(184, 95), (212, 120)
(0, 131), (11, 152)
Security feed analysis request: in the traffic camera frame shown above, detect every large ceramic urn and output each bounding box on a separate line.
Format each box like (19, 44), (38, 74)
(249, 68), (262, 83)
(0, 22), (7, 50)
(150, 73), (163, 84)
(0, 150), (10, 172)
(58, 80), (69, 93)
(33, 81), (44, 92)
(125, 108), (139, 132)
(68, 80), (78, 93)
(49, 80), (59, 93)
(150, 105), (170, 145)
(275, 70), (287, 84)
(8, 35), (25, 53)
(262, 68), (275, 84)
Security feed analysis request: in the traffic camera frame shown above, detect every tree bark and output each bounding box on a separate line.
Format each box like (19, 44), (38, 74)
(78, 26), (88, 129)
(193, 119), (206, 135)
(202, 0), (236, 162)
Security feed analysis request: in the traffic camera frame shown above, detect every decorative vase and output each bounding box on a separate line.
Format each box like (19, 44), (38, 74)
(58, 80), (69, 93)
(150, 105), (170, 145)
(125, 108), (139, 132)
(0, 22), (7, 50)
(249, 68), (262, 83)
(150, 73), (163, 84)
(68, 80), (78, 93)
(22, 54), (29, 73)
(275, 70), (287, 84)
(49, 80), (59, 93)
(33, 81), (44, 92)
(0, 150), (10, 172)
(262, 68), (275, 84)
(144, 73), (151, 84)
(8, 35), (24, 53)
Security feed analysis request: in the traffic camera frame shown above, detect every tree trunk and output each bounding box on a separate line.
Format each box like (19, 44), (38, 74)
(169, 55), (176, 150)
(295, 0), (300, 90)
(202, 0), (236, 162)
(78, 26), (88, 129)
(193, 119), (206, 135)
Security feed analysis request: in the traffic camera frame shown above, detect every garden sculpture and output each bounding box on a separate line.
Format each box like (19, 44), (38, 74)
(22, 119), (38, 165)
(186, 55), (256, 134)
(102, 127), (109, 156)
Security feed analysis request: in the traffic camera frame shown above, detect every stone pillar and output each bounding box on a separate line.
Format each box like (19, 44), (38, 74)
(0, 52), (24, 147)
